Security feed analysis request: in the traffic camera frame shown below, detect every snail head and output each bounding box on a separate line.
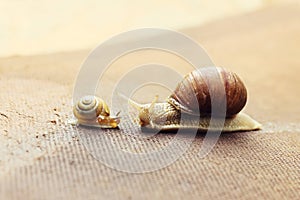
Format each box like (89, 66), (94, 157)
(97, 113), (121, 128)
(118, 93), (158, 126)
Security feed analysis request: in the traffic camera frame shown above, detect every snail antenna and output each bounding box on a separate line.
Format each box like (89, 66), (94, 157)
(115, 111), (121, 116)
(149, 95), (158, 112)
(117, 92), (143, 111)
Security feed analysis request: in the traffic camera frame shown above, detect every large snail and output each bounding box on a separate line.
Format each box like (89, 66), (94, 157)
(72, 95), (120, 128)
(124, 67), (261, 132)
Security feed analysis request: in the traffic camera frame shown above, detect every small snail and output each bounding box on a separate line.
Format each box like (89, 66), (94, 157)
(123, 67), (261, 132)
(72, 95), (120, 128)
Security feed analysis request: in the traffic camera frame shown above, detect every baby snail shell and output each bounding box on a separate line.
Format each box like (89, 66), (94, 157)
(123, 67), (261, 132)
(73, 95), (120, 128)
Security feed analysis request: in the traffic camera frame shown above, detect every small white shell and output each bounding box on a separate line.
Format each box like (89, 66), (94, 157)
(73, 95), (120, 128)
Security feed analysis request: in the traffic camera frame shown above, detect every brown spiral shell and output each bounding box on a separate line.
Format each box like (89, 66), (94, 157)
(168, 67), (247, 117)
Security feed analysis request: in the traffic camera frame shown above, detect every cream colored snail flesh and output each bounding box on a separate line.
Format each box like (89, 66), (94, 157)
(123, 67), (261, 132)
(72, 95), (120, 128)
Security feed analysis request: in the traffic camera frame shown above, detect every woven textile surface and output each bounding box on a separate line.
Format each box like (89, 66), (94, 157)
(0, 4), (299, 200)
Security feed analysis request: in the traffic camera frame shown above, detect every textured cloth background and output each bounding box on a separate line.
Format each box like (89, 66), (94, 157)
(0, 4), (299, 200)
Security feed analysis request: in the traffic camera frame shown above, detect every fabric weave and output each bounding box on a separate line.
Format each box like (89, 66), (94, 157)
(0, 4), (299, 200)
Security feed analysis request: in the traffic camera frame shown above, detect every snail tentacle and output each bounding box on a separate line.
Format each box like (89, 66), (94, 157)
(118, 93), (158, 126)
(118, 93), (143, 110)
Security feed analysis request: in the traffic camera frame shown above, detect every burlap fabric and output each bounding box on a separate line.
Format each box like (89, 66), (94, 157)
(0, 4), (299, 200)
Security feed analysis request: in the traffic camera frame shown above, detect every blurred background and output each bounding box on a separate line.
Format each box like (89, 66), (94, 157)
(1, 1), (300, 199)
(1, 0), (298, 57)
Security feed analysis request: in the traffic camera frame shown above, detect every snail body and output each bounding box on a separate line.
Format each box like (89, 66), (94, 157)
(73, 95), (120, 128)
(125, 67), (261, 132)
